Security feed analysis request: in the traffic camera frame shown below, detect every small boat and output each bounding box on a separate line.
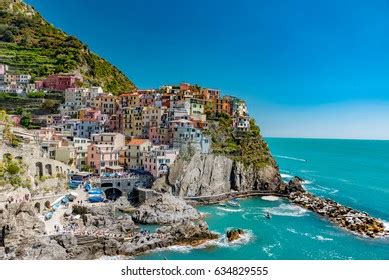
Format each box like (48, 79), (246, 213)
(88, 195), (105, 203)
(45, 211), (53, 220)
(68, 180), (80, 189)
(84, 183), (92, 191)
(226, 200), (240, 208)
(67, 192), (78, 202)
(88, 188), (103, 195)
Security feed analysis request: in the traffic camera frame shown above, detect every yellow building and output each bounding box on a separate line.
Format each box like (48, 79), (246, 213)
(119, 138), (151, 169)
(123, 107), (143, 137)
(119, 92), (140, 108)
(93, 93), (118, 115)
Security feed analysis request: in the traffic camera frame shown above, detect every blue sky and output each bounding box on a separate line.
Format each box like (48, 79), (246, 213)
(26, 0), (389, 139)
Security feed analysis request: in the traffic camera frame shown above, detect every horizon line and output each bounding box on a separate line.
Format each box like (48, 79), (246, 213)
(263, 136), (389, 141)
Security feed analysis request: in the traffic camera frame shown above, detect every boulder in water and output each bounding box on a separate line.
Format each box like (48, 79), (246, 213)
(226, 229), (244, 242)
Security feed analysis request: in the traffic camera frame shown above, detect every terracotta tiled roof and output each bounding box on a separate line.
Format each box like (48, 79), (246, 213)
(127, 138), (150, 145)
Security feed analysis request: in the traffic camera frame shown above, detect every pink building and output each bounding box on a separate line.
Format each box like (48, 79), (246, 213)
(34, 80), (43, 89)
(149, 126), (171, 145)
(38, 74), (83, 91)
(79, 108), (102, 121)
(139, 94), (155, 107)
(180, 83), (190, 91)
(0, 64), (8, 75)
(87, 144), (120, 174)
(106, 112), (123, 133)
(143, 145), (178, 177)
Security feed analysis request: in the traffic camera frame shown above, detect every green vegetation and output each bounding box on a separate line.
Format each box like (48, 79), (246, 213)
(27, 91), (45, 98)
(0, 110), (21, 147)
(0, 0), (135, 93)
(207, 113), (276, 169)
(0, 154), (31, 188)
(0, 92), (62, 115)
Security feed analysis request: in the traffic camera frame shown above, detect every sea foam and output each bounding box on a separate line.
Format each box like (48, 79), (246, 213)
(265, 204), (308, 217)
(261, 195), (280, 201)
(280, 173), (293, 179)
(216, 207), (243, 213)
(274, 155), (307, 162)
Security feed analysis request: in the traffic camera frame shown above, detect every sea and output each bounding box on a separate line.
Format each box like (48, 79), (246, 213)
(137, 138), (389, 260)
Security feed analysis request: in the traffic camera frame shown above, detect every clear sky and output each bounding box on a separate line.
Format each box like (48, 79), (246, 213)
(26, 0), (389, 139)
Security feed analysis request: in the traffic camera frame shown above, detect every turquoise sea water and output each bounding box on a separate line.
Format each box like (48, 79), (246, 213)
(138, 138), (389, 260)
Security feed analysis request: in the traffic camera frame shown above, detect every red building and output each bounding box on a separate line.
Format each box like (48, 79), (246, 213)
(38, 74), (83, 91)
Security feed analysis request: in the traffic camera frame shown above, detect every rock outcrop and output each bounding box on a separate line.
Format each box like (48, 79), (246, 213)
(120, 220), (218, 255)
(0, 202), (67, 259)
(162, 153), (283, 197)
(226, 229), (244, 242)
(283, 176), (306, 194)
(0, 201), (217, 259)
(289, 191), (388, 238)
(65, 204), (136, 236)
(132, 194), (201, 224)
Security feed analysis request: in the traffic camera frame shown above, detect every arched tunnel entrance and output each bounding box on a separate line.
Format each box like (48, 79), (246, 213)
(104, 188), (123, 201)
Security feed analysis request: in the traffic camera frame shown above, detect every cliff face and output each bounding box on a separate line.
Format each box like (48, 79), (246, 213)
(162, 153), (283, 198)
(155, 113), (283, 198)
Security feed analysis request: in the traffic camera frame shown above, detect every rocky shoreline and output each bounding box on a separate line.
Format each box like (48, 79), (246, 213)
(289, 190), (388, 238)
(1, 174), (387, 260)
(0, 195), (218, 260)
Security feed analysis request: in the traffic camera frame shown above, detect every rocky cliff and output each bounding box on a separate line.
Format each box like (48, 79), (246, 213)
(157, 113), (284, 198)
(0, 202), (68, 259)
(155, 153), (283, 198)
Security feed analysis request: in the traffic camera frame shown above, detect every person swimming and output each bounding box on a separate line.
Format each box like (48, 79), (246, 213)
(265, 212), (271, 219)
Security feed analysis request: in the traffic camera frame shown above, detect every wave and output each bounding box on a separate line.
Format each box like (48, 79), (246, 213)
(383, 221), (389, 231)
(287, 228), (333, 241)
(313, 235), (333, 241)
(262, 241), (281, 257)
(216, 207), (243, 213)
(155, 229), (255, 254)
(274, 155), (307, 162)
(264, 203), (309, 217)
(209, 229), (255, 248)
(242, 212), (265, 221)
(280, 173), (293, 179)
(261, 195), (280, 201)
(302, 180), (313, 185)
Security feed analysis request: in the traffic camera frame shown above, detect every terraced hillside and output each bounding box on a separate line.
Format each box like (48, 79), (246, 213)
(0, 0), (135, 93)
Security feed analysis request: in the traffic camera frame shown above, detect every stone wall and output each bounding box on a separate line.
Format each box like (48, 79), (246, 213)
(0, 143), (75, 178)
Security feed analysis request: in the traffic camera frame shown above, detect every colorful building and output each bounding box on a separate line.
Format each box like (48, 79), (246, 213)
(90, 132), (125, 149)
(123, 106), (143, 137)
(143, 145), (179, 177)
(37, 74), (83, 91)
(87, 144), (120, 174)
(119, 92), (140, 108)
(119, 138), (152, 170)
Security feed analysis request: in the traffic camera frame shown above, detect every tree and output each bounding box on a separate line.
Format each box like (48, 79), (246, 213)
(0, 110), (9, 123)
(7, 161), (20, 175)
(42, 99), (58, 113)
(20, 115), (31, 128)
(2, 30), (15, 42)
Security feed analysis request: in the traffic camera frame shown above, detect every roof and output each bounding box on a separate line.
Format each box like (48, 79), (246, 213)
(93, 144), (114, 148)
(106, 166), (124, 170)
(127, 138), (150, 146)
(171, 119), (193, 123)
